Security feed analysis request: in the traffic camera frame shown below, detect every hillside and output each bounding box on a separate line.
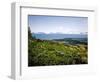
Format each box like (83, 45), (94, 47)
(28, 39), (88, 66)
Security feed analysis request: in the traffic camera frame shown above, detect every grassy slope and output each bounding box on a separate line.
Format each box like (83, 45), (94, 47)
(28, 39), (88, 66)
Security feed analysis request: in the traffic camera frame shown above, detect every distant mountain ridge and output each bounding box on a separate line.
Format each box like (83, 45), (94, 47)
(32, 32), (87, 40)
(33, 32), (88, 34)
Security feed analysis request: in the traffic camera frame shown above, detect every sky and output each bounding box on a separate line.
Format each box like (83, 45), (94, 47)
(28, 15), (88, 34)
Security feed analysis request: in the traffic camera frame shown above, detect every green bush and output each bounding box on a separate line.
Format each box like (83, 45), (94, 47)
(28, 40), (88, 66)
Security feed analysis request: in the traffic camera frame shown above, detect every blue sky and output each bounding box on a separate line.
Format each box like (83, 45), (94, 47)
(28, 15), (88, 34)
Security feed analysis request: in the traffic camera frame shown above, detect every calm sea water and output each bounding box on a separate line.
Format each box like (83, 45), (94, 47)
(32, 33), (87, 40)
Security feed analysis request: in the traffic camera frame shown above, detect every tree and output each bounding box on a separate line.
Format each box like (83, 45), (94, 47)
(28, 27), (36, 40)
(28, 27), (33, 40)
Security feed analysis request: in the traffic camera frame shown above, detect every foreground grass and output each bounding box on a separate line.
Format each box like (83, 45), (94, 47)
(28, 39), (88, 66)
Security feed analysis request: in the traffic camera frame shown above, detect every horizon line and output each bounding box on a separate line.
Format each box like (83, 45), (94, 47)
(32, 32), (88, 34)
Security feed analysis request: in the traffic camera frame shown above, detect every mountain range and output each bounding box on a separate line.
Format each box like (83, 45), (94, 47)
(32, 32), (87, 40)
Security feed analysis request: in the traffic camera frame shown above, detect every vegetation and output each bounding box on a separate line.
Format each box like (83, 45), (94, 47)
(53, 38), (88, 45)
(28, 27), (88, 66)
